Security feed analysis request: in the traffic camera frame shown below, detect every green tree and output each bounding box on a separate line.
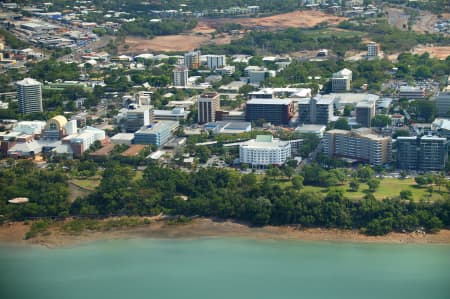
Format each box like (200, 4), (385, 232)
(292, 175), (304, 189)
(415, 100), (435, 122)
(267, 167), (281, 179)
(367, 179), (380, 192)
(357, 166), (374, 182)
(283, 166), (295, 179)
(334, 117), (351, 130)
(400, 190), (413, 200)
(371, 115), (391, 127)
(349, 180), (360, 192)
(343, 104), (353, 117)
(415, 175), (433, 187)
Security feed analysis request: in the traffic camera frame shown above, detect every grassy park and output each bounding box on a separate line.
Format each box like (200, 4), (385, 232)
(70, 169), (447, 203)
(301, 178), (447, 201)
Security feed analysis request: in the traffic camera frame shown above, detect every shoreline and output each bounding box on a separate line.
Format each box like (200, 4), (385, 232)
(1, 218), (450, 248)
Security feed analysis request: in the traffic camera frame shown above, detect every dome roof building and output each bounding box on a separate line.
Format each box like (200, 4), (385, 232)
(44, 115), (68, 140)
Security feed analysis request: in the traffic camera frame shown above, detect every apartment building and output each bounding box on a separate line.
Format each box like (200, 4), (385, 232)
(206, 55), (226, 69)
(323, 128), (392, 165)
(396, 136), (448, 171)
(184, 51), (201, 69)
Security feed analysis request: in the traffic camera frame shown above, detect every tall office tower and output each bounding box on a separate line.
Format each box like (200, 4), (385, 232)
(356, 101), (376, 127)
(198, 92), (220, 124)
(16, 78), (43, 114)
(245, 99), (295, 126)
(298, 95), (334, 125)
(184, 51), (201, 69)
(173, 65), (189, 87)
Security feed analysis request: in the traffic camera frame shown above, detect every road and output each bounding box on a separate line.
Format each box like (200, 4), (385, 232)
(58, 35), (114, 62)
(298, 140), (323, 170)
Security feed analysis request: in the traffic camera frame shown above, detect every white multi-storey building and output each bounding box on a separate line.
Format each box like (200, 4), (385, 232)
(239, 135), (291, 168)
(12, 121), (46, 135)
(16, 78), (43, 114)
(173, 66), (189, 87)
(206, 55), (226, 69)
(331, 68), (352, 92)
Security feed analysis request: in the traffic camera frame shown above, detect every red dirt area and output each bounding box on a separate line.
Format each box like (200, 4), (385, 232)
(413, 46), (450, 60)
(203, 10), (347, 29)
(89, 143), (115, 157)
(120, 145), (146, 157)
(120, 10), (345, 53)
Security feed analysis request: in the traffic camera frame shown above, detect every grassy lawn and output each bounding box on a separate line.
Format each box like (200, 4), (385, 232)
(134, 170), (143, 182)
(303, 28), (365, 38)
(342, 178), (445, 201)
(70, 178), (101, 191)
(268, 177), (446, 201)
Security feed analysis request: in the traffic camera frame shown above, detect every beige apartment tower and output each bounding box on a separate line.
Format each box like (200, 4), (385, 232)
(323, 128), (392, 165)
(198, 92), (220, 124)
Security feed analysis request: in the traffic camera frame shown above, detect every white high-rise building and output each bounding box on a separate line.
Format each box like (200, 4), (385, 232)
(206, 55), (226, 69)
(173, 65), (189, 87)
(239, 135), (291, 167)
(16, 78), (43, 114)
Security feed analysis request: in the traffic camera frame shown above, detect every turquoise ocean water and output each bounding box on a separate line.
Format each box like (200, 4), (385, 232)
(1, 238), (449, 299)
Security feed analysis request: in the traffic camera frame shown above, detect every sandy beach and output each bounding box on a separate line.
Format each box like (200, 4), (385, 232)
(1, 218), (449, 248)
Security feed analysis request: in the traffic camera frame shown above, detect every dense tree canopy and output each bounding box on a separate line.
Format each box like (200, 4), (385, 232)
(1, 160), (449, 236)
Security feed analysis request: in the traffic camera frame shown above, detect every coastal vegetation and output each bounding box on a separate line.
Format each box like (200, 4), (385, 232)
(60, 217), (151, 234)
(24, 219), (52, 239)
(2, 160), (449, 237)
